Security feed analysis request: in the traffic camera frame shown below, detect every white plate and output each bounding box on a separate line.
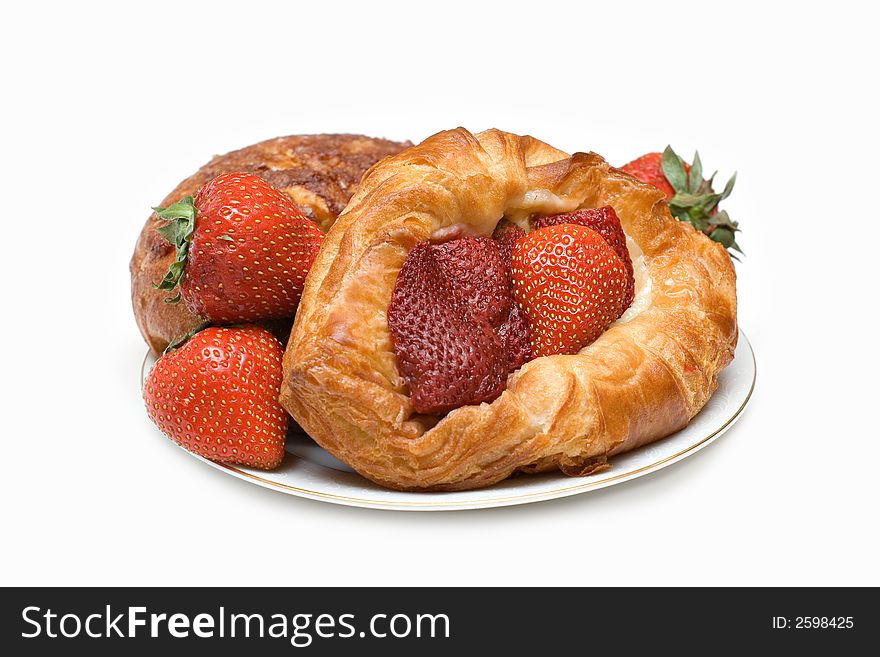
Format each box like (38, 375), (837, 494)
(141, 329), (755, 511)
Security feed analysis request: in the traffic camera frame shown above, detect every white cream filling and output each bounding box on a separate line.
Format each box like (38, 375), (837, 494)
(503, 190), (581, 231)
(612, 235), (651, 326)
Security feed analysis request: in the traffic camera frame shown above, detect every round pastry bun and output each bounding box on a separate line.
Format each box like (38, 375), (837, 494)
(280, 128), (738, 491)
(130, 134), (411, 355)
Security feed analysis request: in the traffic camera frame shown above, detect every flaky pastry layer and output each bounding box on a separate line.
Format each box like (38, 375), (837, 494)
(280, 128), (737, 491)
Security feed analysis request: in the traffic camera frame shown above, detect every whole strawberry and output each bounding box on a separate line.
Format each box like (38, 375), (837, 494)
(153, 173), (324, 322)
(621, 146), (741, 257)
(511, 224), (628, 358)
(143, 325), (288, 469)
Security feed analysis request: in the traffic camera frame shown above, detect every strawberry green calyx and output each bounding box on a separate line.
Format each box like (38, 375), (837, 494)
(163, 321), (211, 355)
(152, 196), (196, 303)
(660, 146), (742, 258)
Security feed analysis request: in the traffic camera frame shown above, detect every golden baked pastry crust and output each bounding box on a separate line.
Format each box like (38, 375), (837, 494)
(130, 134), (410, 355)
(279, 128), (738, 491)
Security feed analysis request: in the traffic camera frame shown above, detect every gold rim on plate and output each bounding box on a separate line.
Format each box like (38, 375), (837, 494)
(140, 331), (756, 509)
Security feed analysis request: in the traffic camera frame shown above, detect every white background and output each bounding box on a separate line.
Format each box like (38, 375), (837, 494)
(2, 1), (878, 586)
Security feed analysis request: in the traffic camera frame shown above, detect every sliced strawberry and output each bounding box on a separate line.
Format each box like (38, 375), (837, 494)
(496, 301), (532, 371)
(143, 326), (288, 469)
(492, 222), (524, 263)
(432, 236), (511, 327)
(388, 242), (508, 415)
(533, 206), (635, 315)
(492, 223), (533, 370)
(511, 224), (628, 358)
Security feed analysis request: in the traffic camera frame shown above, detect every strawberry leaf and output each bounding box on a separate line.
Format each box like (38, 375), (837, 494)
(668, 193), (708, 209)
(710, 210), (738, 231)
(688, 151), (703, 194)
(661, 146), (688, 193)
(153, 197), (196, 221)
(708, 227), (735, 248)
(662, 150), (742, 259)
(152, 196), (196, 300)
(701, 171), (717, 195)
(720, 172), (737, 200)
(686, 212), (710, 232)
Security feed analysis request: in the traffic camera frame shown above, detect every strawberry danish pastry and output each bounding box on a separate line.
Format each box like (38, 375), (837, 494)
(279, 128), (737, 491)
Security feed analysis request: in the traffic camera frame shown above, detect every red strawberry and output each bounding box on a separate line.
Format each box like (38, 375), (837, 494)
(492, 222), (524, 263)
(532, 206), (635, 314)
(388, 241), (508, 415)
(433, 228), (534, 372)
(153, 173), (324, 323)
(143, 325), (288, 469)
(492, 223), (533, 370)
(431, 236), (511, 326)
(496, 302), (532, 371)
(511, 224), (628, 358)
(620, 151), (686, 199)
(621, 147), (741, 257)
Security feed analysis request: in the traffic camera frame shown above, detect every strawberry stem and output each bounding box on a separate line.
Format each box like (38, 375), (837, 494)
(163, 321), (211, 355)
(152, 196), (196, 302)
